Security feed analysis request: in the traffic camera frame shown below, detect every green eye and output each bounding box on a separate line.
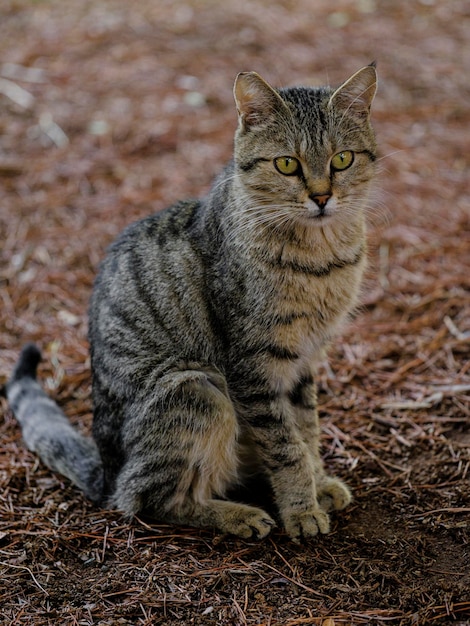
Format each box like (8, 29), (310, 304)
(331, 150), (354, 171)
(274, 156), (301, 176)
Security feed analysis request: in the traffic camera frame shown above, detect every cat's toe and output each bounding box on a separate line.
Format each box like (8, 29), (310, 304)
(318, 476), (352, 512)
(284, 508), (330, 542)
(224, 505), (276, 540)
(248, 517), (276, 540)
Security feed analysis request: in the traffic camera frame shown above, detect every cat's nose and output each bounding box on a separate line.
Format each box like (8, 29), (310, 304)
(309, 193), (331, 208)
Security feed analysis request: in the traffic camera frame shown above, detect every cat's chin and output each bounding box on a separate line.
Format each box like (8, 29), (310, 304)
(299, 211), (336, 227)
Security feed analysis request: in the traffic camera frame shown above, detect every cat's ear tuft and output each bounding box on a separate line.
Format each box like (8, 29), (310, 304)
(329, 65), (377, 119)
(234, 72), (286, 131)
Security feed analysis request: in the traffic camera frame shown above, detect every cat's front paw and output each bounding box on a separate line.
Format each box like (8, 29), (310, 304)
(220, 503), (276, 539)
(317, 476), (352, 513)
(283, 507), (330, 543)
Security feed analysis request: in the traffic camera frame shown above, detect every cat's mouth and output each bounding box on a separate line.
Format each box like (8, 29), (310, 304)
(302, 205), (335, 224)
(310, 208), (331, 219)
(301, 196), (337, 224)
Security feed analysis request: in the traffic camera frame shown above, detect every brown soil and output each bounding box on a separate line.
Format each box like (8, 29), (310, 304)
(1, 1), (469, 624)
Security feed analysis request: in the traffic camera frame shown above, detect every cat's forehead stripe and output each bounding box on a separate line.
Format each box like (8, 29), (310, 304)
(277, 87), (331, 134)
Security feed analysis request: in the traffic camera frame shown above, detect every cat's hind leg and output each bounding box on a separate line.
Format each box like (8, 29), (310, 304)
(111, 366), (275, 539)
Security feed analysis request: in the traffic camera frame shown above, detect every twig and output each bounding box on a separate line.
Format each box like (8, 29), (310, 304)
(381, 392), (443, 410)
(101, 524), (109, 563)
(0, 77), (34, 109)
(410, 507), (470, 518)
(39, 112), (69, 147)
(444, 316), (470, 341)
(260, 562), (331, 599)
(1, 62), (47, 83)
(0, 561), (49, 595)
(431, 383), (470, 394)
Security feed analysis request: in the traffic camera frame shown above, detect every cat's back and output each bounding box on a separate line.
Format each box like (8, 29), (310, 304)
(88, 198), (219, 384)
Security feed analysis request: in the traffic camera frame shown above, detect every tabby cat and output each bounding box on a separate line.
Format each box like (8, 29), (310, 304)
(3, 65), (377, 541)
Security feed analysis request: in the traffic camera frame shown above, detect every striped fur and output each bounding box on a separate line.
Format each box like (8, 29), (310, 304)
(5, 66), (377, 541)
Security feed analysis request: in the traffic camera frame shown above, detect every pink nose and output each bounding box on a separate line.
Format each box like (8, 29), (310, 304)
(310, 193), (331, 208)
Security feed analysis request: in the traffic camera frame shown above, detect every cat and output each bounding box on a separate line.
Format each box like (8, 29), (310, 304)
(3, 64), (377, 542)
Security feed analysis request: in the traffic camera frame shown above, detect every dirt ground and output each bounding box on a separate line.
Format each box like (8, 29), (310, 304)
(0, 0), (469, 624)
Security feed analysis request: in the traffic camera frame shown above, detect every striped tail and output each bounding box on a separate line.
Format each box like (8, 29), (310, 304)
(3, 344), (103, 503)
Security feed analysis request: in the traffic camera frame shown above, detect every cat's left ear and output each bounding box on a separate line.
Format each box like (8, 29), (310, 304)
(234, 72), (288, 131)
(329, 64), (377, 119)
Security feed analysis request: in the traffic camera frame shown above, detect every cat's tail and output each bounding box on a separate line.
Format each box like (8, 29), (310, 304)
(2, 344), (104, 503)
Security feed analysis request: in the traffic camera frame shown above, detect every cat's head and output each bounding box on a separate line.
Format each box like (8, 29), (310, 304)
(233, 65), (377, 229)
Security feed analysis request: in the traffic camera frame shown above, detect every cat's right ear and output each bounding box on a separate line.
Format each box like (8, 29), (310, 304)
(328, 64), (377, 120)
(234, 72), (286, 131)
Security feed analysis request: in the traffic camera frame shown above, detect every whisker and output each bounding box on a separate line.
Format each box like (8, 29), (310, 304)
(376, 149), (407, 163)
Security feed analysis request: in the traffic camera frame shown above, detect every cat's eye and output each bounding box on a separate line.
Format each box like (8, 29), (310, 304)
(274, 156), (301, 176)
(331, 151), (354, 172)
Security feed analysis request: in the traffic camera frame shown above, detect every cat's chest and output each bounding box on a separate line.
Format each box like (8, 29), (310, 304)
(261, 241), (364, 336)
(269, 277), (354, 387)
(243, 242), (365, 391)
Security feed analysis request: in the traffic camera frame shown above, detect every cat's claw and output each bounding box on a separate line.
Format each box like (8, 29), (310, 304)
(248, 517), (276, 539)
(222, 506), (276, 540)
(236, 517), (276, 540)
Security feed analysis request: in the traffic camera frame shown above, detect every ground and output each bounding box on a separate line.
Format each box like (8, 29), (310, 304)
(0, 0), (469, 624)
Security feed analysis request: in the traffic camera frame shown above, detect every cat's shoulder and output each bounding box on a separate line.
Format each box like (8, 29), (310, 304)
(111, 198), (203, 252)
